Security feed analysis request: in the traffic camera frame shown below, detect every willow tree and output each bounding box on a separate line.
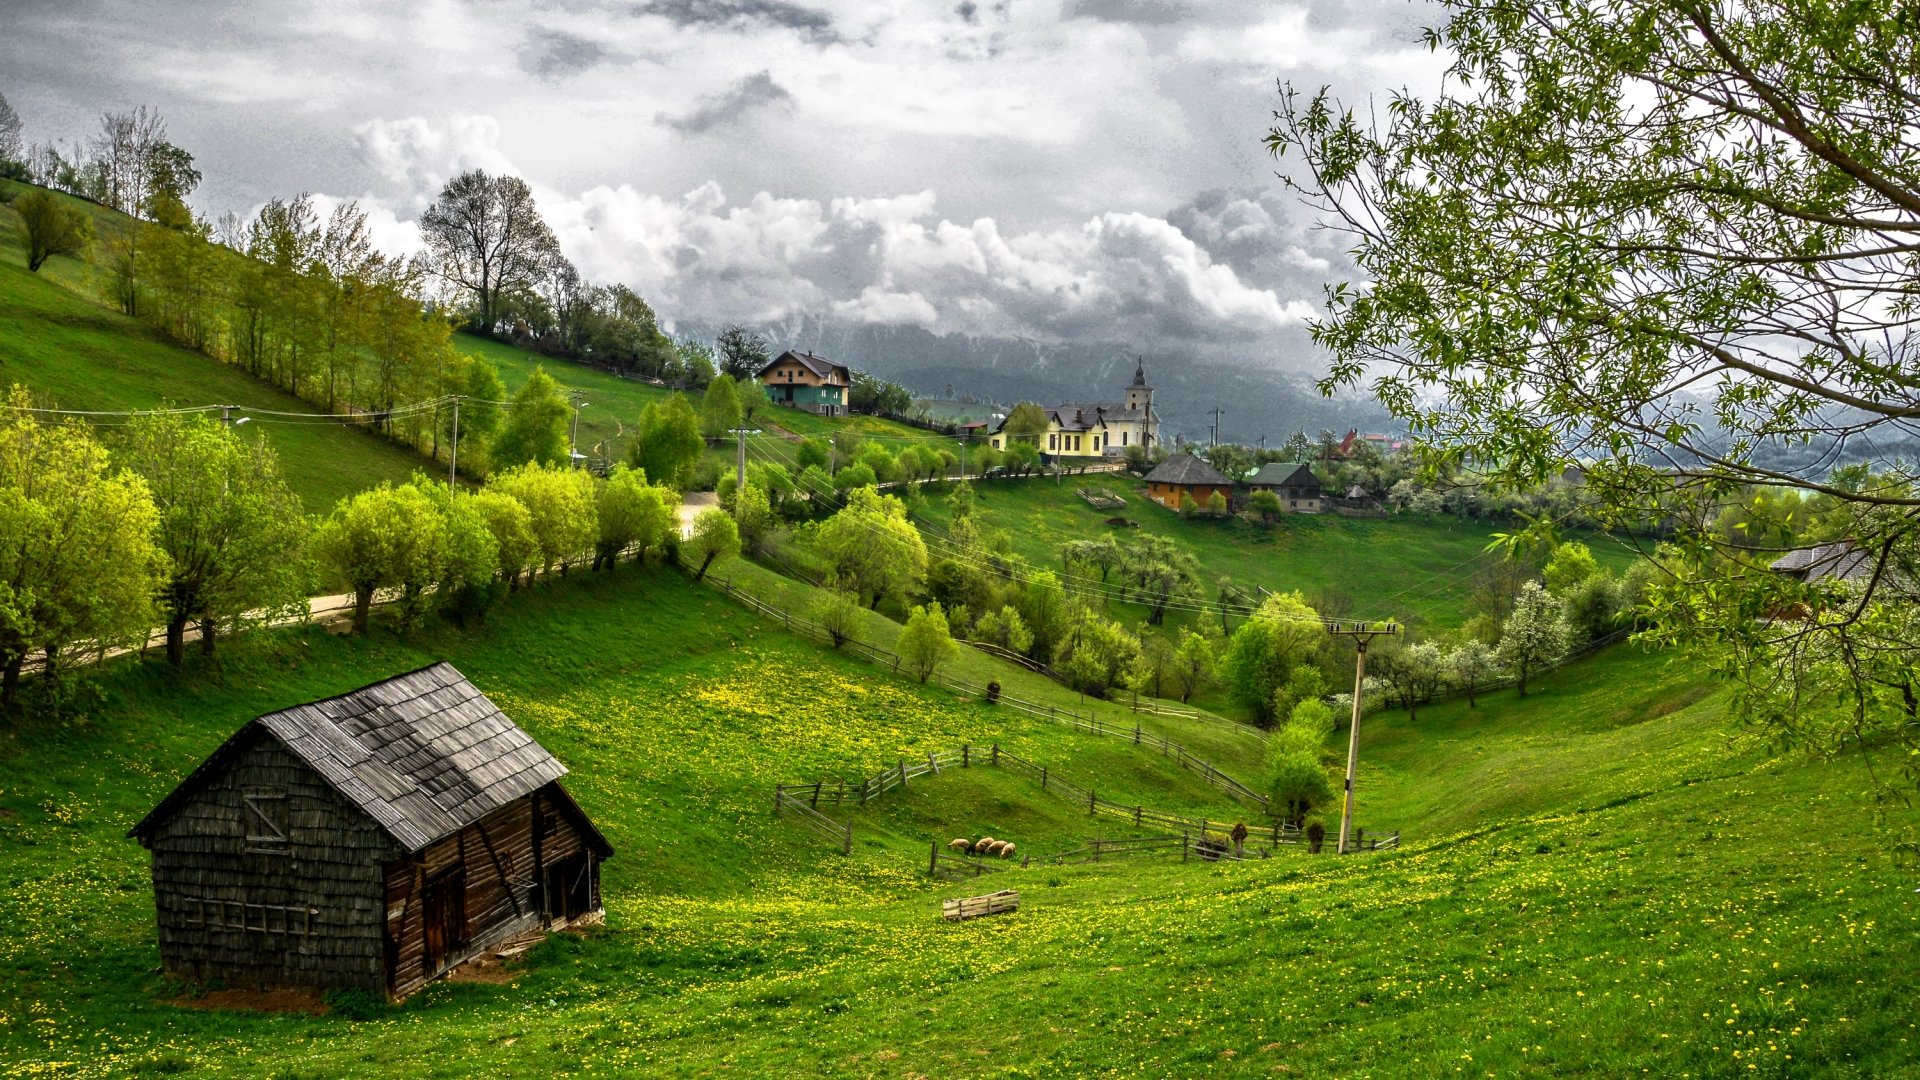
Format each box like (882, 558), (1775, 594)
(1269, 1), (1920, 790)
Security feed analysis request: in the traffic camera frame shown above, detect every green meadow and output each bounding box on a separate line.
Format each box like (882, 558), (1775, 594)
(0, 564), (1913, 1078)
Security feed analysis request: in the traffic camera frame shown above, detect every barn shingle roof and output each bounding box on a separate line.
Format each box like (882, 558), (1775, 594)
(1768, 541), (1877, 584)
(758, 350), (849, 383)
(1247, 462), (1320, 490)
(131, 662), (603, 855)
(1143, 452), (1231, 487)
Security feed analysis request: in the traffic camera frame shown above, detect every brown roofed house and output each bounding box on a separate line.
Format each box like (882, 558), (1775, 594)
(1142, 451), (1233, 511)
(129, 662), (613, 999)
(757, 351), (851, 416)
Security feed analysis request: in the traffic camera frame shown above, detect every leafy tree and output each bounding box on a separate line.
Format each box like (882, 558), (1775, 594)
(813, 487), (927, 608)
(1205, 490), (1229, 515)
(831, 462), (877, 492)
(1265, 726), (1334, 828)
(1269, 0), (1920, 787)
(1054, 611), (1142, 698)
(1543, 542), (1598, 595)
(738, 376), (770, 426)
(1372, 639), (1448, 722)
(796, 437), (830, 473)
(409, 478), (502, 626)
(470, 489), (536, 587)
(1170, 628), (1216, 703)
(1015, 569), (1070, 664)
(10, 189), (92, 271)
(899, 601), (961, 683)
(1121, 534), (1201, 625)
(716, 325), (771, 380)
(854, 442), (898, 484)
(630, 393), (704, 490)
(1004, 440), (1041, 475)
(0, 93), (21, 165)
(488, 462), (598, 578)
(1222, 591), (1328, 726)
(1248, 489), (1282, 523)
(1003, 403), (1051, 445)
(701, 374), (742, 441)
(973, 605), (1034, 655)
(594, 465), (676, 569)
(454, 359), (507, 474)
(685, 507), (739, 581)
(1497, 581), (1571, 696)
(1565, 571), (1626, 645)
(419, 169), (561, 333)
(733, 481), (775, 555)
(0, 401), (164, 703)
(492, 367), (572, 468)
(312, 482), (445, 635)
(1445, 638), (1498, 708)
(811, 587), (863, 648)
(119, 413), (308, 668)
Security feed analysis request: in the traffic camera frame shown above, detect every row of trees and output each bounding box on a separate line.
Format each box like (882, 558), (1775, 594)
(0, 386), (733, 710)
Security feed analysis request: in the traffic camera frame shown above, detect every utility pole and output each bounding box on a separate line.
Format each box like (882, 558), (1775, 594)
(1327, 620), (1400, 855)
(568, 392), (588, 468)
(1208, 407), (1225, 447)
(448, 396), (461, 489)
(732, 427), (762, 489)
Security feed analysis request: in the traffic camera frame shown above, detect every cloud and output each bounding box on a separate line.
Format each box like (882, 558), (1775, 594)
(656, 72), (795, 135)
(635, 0), (838, 43)
(1064, 0), (1191, 26)
(353, 114), (518, 201)
(518, 27), (627, 80)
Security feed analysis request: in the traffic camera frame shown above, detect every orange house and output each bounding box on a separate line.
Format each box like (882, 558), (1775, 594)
(1142, 452), (1233, 510)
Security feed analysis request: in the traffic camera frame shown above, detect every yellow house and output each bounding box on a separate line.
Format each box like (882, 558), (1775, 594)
(987, 360), (1159, 459)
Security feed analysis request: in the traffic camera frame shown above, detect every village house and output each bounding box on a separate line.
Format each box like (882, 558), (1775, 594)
(987, 359), (1160, 459)
(757, 350), (851, 416)
(128, 662), (613, 999)
(1142, 451), (1234, 510)
(1245, 462), (1324, 514)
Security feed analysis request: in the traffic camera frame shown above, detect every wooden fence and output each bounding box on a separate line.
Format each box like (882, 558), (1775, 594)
(928, 841), (1010, 881)
(773, 784), (852, 854)
(942, 890), (1019, 921)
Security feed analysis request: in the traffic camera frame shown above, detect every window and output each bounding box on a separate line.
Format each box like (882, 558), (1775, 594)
(242, 788), (289, 854)
(1122, 432), (1129, 446)
(1048, 434), (1057, 450)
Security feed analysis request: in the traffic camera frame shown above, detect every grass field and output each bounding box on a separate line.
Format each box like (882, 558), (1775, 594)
(917, 474), (1644, 634)
(0, 188), (429, 512)
(0, 562), (1914, 1077)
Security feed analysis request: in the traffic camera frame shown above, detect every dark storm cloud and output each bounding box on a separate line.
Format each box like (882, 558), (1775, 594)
(636, 0), (838, 42)
(656, 71), (794, 134)
(518, 28), (626, 79)
(1063, 0), (1191, 26)
(955, 1), (979, 24)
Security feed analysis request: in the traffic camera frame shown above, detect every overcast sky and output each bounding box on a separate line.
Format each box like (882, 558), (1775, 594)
(3, 0), (1444, 367)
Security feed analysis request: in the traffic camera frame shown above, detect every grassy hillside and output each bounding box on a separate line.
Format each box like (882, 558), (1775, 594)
(919, 474), (1642, 633)
(0, 187), (428, 512)
(458, 332), (969, 470)
(0, 564), (1913, 1077)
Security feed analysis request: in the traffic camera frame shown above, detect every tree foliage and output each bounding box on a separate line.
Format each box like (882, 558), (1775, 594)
(1268, 0), (1920, 788)
(11, 189), (92, 272)
(1497, 581), (1572, 696)
(491, 367), (572, 469)
(814, 487), (927, 609)
(686, 507), (740, 581)
(630, 393), (704, 490)
(1222, 591), (1328, 726)
(420, 169), (561, 334)
(899, 601), (961, 684)
(119, 413), (308, 667)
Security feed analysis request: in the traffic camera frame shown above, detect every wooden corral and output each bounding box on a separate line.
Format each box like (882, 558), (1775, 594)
(942, 890), (1020, 921)
(129, 662), (613, 999)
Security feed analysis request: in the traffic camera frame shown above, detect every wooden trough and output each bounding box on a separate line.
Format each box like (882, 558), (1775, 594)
(942, 889), (1020, 922)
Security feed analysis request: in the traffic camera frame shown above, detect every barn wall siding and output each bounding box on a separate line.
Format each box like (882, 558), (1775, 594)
(144, 735), (397, 993)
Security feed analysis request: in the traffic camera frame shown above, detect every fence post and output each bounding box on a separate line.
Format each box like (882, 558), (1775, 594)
(992, 743), (1000, 765)
(843, 822), (852, 856)
(836, 779), (845, 805)
(899, 758), (908, 789)
(962, 745), (970, 768)
(929, 840), (938, 877)
(810, 782), (820, 809)
(1182, 832), (1190, 862)
(1133, 723), (1141, 744)
(1089, 788), (1096, 815)
(774, 783), (783, 816)
(928, 750), (939, 775)
(1135, 805), (1143, 826)
(1041, 766), (1048, 791)
(860, 779), (869, 807)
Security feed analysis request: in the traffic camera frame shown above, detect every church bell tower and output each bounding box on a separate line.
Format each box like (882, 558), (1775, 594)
(1125, 357), (1153, 412)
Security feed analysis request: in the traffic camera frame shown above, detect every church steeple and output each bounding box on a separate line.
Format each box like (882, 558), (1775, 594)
(1126, 356), (1153, 411)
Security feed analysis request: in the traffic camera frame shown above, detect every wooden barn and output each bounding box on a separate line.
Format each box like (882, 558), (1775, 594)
(1142, 451), (1234, 511)
(128, 662), (613, 999)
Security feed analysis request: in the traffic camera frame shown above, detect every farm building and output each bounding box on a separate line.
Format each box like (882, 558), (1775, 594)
(757, 350), (851, 415)
(128, 662), (613, 999)
(1246, 462), (1324, 513)
(1142, 452), (1234, 510)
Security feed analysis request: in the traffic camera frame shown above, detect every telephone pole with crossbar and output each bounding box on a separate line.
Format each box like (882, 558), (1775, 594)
(1325, 619), (1401, 855)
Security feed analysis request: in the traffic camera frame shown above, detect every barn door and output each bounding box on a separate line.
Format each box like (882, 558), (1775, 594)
(421, 868), (468, 973)
(544, 856), (590, 922)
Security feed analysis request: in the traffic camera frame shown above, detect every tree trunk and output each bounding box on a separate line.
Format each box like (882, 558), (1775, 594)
(354, 585), (373, 635)
(200, 613), (217, 657)
(166, 614), (189, 670)
(1, 653), (21, 709)
(694, 553), (717, 581)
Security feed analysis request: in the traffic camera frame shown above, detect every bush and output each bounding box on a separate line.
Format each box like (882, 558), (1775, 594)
(1306, 819), (1327, 854)
(985, 679), (1001, 703)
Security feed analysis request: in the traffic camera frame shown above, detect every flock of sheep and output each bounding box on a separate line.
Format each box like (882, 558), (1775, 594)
(950, 836), (1017, 859)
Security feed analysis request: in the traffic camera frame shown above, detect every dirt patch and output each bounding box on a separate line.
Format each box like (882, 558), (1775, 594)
(171, 987), (328, 1015)
(445, 929), (549, 985)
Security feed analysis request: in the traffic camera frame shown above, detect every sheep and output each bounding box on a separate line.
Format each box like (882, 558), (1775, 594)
(972, 837), (997, 854)
(948, 838), (973, 852)
(989, 840), (1011, 857)
(999, 842), (1016, 859)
